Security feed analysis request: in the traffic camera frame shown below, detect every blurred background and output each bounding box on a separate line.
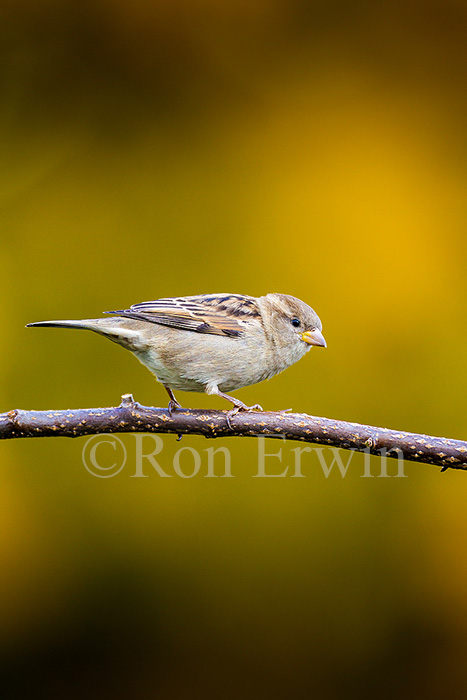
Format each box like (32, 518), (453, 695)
(1, 0), (467, 697)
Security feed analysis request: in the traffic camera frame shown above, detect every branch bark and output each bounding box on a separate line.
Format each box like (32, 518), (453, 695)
(1, 394), (466, 472)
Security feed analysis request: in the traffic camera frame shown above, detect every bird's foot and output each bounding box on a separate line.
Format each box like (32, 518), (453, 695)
(225, 401), (263, 429)
(167, 399), (182, 417)
(164, 386), (182, 417)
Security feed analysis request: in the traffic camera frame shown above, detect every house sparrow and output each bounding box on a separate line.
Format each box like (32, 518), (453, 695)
(27, 293), (326, 419)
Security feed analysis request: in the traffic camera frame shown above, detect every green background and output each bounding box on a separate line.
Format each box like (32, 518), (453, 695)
(1, 1), (467, 697)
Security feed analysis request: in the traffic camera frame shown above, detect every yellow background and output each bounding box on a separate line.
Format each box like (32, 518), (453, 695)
(1, 1), (467, 697)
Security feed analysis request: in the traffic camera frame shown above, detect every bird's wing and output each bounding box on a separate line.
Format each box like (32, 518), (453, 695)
(105, 294), (261, 337)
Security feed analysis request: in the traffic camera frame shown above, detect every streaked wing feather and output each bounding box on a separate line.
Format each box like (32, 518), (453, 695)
(105, 294), (261, 337)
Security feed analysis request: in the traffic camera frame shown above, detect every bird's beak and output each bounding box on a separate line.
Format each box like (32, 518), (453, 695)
(301, 329), (327, 347)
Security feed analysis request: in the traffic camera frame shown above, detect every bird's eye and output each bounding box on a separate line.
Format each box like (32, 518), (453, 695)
(291, 318), (301, 328)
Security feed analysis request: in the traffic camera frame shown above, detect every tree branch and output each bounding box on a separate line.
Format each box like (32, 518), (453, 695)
(1, 394), (466, 472)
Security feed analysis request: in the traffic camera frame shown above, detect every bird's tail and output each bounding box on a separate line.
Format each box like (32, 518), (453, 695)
(26, 319), (97, 330)
(26, 317), (143, 350)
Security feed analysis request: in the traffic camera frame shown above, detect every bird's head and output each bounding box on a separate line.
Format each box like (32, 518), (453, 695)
(259, 293), (326, 354)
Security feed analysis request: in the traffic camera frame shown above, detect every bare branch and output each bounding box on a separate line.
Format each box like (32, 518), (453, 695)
(0, 394), (466, 472)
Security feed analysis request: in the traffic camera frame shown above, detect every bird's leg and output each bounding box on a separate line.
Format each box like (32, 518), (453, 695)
(206, 385), (262, 428)
(164, 386), (182, 416)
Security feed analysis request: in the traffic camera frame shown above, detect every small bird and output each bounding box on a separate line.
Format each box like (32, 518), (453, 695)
(27, 293), (326, 419)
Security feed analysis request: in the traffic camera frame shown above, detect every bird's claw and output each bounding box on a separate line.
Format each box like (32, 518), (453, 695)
(225, 402), (263, 429)
(167, 399), (182, 417)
